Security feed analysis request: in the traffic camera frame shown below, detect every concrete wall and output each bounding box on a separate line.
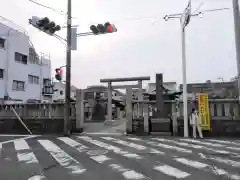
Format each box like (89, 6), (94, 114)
(0, 99), (240, 135)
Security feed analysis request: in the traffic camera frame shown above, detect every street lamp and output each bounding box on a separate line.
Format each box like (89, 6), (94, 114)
(163, 1), (230, 137)
(232, 0), (240, 102)
(163, 0), (192, 138)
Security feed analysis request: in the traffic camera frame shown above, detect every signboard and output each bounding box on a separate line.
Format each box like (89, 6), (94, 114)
(197, 93), (211, 131)
(181, 0), (191, 27)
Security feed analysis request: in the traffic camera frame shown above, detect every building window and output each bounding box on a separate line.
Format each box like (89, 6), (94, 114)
(43, 78), (51, 86)
(0, 69), (3, 79)
(15, 52), (27, 64)
(28, 75), (39, 84)
(0, 37), (5, 49)
(12, 80), (25, 91)
(29, 48), (39, 64)
(42, 86), (53, 95)
(60, 90), (63, 95)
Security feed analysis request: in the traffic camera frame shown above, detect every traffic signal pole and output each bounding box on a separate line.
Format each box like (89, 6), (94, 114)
(28, 3), (117, 136)
(64, 0), (72, 136)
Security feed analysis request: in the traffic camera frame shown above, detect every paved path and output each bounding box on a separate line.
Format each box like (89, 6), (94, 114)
(1, 135), (240, 180)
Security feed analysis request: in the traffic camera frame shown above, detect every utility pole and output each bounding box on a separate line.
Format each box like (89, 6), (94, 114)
(232, 0), (240, 101)
(163, 1), (191, 137)
(181, 20), (188, 138)
(64, 0), (72, 136)
(163, 2), (230, 137)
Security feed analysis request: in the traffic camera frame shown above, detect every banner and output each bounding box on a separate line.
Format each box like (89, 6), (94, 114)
(197, 93), (211, 131)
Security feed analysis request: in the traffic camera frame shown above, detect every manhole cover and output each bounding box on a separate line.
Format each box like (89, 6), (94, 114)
(87, 150), (108, 156)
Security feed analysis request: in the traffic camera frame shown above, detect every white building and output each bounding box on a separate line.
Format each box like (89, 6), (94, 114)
(52, 82), (78, 102)
(0, 22), (52, 104)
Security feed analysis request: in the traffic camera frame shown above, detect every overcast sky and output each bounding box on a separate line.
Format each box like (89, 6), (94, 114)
(1, 0), (235, 88)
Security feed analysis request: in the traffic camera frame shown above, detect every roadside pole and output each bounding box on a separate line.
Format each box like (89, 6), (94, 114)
(64, 0), (72, 136)
(232, 0), (240, 101)
(181, 24), (189, 138)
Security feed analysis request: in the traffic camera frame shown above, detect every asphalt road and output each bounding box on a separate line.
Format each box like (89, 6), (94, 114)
(0, 134), (240, 180)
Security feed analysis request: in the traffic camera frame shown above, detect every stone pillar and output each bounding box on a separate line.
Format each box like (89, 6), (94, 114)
(126, 87), (133, 133)
(107, 82), (112, 120)
(76, 89), (84, 132)
(138, 80), (143, 117)
(143, 103), (149, 134)
(156, 73), (164, 118)
(117, 107), (120, 119)
(171, 102), (178, 136)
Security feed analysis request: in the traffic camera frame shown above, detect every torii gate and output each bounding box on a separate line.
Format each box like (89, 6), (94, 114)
(100, 76), (150, 122)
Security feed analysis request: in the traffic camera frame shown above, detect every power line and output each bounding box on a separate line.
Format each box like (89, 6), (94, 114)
(28, 0), (65, 15)
(192, 2), (204, 14)
(199, 7), (230, 13)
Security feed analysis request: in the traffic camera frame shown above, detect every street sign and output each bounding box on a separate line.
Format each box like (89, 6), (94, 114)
(197, 93), (211, 131)
(71, 27), (77, 50)
(181, 0), (191, 28)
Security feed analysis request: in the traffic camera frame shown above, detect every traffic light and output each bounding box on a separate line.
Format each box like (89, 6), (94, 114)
(55, 68), (63, 81)
(29, 16), (61, 35)
(90, 22), (117, 35)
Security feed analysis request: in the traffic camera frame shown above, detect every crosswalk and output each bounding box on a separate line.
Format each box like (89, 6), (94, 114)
(1, 135), (240, 180)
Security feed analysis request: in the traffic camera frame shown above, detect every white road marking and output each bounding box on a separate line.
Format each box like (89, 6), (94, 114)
(17, 152), (38, 164)
(198, 153), (240, 167)
(180, 139), (225, 147)
(73, 136), (147, 179)
(207, 139), (240, 146)
(58, 137), (88, 152)
(127, 138), (142, 141)
(1, 135), (39, 145)
(130, 137), (240, 170)
(14, 139), (30, 150)
(175, 157), (208, 169)
(90, 155), (110, 163)
(102, 137), (164, 154)
(102, 137), (146, 150)
(109, 164), (147, 180)
(28, 175), (45, 180)
(198, 153), (240, 180)
(154, 165), (190, 179)
(180, 138), (240, 151)
(12, 140), (46, 179)
(13, 140), (38, 164)
(78, 136), (142, 159)
(38, 140), (86, 174)
(154, 138), (238, 155)
(148, 140), (192, 153)
(59, 136), (146, 179)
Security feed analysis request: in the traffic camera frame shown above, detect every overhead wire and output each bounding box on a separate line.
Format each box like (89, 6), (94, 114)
(192, 2), (204, 14)
(27, 0), (231, 28)
(28, 0), (66, 15)
(199, 7), (230, 13)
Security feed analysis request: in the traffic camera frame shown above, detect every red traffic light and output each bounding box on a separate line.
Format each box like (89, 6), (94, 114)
(90, 22), (117, 35)
(107, 24), (113, 33)
(55, 68), (63, 74)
